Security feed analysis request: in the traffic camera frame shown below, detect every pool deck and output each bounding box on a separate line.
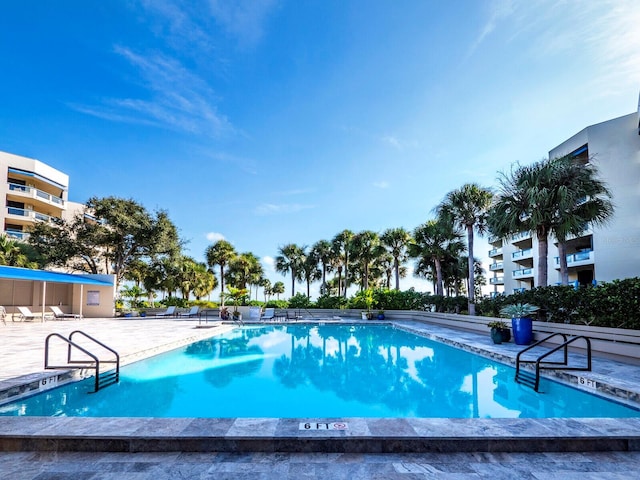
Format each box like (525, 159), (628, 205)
(1, 316), (640, 478)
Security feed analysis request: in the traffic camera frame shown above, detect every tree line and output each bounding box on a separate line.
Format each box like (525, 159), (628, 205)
(8, 154), (612, 311)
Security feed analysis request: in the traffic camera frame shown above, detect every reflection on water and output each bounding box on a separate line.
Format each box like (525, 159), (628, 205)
(1, 324), (638, 418)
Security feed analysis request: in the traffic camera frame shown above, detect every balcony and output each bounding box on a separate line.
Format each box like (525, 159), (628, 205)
(489, 276), (504, 285)
(512, 268), (534, 279)
(7, 182), (65, 208)
(513, 287), (527, 293)
(6, 207), (54, 224)
(511, 231), (532, 243)
(554, 250), (594, 268)
(488, 247), (503, 258)
(489, 262), (504, 271)
(4, 229), (29, 240)
(511, 248), (533, 260)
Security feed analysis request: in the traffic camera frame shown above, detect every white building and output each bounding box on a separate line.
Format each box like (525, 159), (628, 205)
(488, 99), (640, 294)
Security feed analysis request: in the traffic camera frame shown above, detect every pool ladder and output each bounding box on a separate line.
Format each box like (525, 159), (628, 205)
(515, 333), (592, 392)
(44, 330), (120, 393)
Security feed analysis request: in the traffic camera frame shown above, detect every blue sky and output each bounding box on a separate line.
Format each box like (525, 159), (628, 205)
(1, 1), (639, 299)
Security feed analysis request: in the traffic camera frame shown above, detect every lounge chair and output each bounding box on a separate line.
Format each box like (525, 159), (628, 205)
(179, 306), (200, 318)
(156, 306), (177, 317)
(17, 306), (53, 322)
(49, 306), (82, 320)
(260, 308), (275, 322)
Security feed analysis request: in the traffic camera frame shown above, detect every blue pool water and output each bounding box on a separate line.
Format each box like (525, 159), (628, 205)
(1, 324), (638, 418)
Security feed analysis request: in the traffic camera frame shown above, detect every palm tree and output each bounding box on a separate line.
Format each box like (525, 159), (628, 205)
(193, 264), (217, 300)
(260, 278), (272, 303)
(409, 219), (464, 296)
(380, 227), (412, 291)
(350, 230), (381, 291)
(0, 234), (37, 267)
(272, 281), (285, 300)
(227, 252), (262, 291)
(275, 243), (305, 296)
(310, 239), (333, 293)
(300, 253), (321, 297)
(436, 184), (493, 315)
(332, 230), (353, 297)
(205, 240), (236, 305)
(549, 156), (614, 285)
(488, 156), (613, 287)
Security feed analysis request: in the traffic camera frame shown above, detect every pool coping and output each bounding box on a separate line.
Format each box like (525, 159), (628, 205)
(1, 319), (640, 453)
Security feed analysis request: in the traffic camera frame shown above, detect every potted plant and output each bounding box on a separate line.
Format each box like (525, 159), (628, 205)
(219, 307), (229, 321)
(499, 303), (539, 345)
(223, 286), (248, 322)
(377, 309), (385, 320)
(487, 320), (511, 344)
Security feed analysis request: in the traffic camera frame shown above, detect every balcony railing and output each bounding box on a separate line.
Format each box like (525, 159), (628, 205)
(489, 276), (504, 285)
(512, 268), (534, 279)
(554, 250), (594, 266)
(513, 287), (527, 293)
(6, 207), (54, 223)
(488, 247), (503, 257)
(8, 182), (64, 207)
(489, 262), (503, 271)
(512, 248), (533, 259)
(4, 229), (29, 240)
(511, 231), (531, 242)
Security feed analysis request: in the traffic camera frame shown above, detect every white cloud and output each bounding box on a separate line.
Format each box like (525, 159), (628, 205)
(205, 232), (226, 242)
(254, 203), (315, 215)
(468, 0), (515, 57)
(373, 181), (389, 189)
(71, 47), (233, 138)
(262, 255), (275, 273)
(209, 0), (278, 49)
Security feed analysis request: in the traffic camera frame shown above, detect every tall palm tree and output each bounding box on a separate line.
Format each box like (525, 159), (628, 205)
(275, 243), (305, 296)
(260, 278), (272, 303)
(332, 230), (353, 297)
(436, 183), (493, 315)
(193, 264), (217, 300)
(488, 156), (613, 287)
(272, 281), (285, 300)
(227, 252), (262, 292)
(350, 230), (381, 291)
(409, 219), (464, 296)
(380, 227), (412, 291)
(301, 253), (321, 297)
(205, 240), (236, 305)
(550, 156), (614, 285)
(310, 239), (333, 293)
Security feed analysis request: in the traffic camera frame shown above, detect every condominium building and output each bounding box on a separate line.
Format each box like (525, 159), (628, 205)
(0, 150), (72, 240)
(488, 100), (640, 294)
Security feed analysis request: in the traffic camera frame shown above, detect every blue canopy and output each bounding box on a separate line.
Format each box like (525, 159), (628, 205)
(0, 266), (113, 286)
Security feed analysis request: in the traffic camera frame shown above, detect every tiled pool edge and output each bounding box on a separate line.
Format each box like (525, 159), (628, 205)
(1, 417), (640, 453)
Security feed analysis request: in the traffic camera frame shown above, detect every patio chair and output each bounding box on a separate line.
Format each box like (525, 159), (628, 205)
(179, 306), (200, 318)
(260, 308), (275, 322)
(0, 306), (5, 325)
(156, 306), (177, 317)
(49, 306), (82, 320)
(17, 306), (53, 322)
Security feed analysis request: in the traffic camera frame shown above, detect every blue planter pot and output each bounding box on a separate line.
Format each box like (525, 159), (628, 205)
(511, 317), (533, 345)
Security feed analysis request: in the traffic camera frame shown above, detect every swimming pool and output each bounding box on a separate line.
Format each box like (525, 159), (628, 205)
(1, 324), (638, 418)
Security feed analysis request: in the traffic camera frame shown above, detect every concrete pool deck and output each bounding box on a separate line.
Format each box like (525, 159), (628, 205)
(1, 317), (640, 462)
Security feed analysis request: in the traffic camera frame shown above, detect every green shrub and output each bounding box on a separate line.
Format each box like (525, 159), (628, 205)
(288, 293), (312, 308)
(265, 300), (288, 309)
(315, 294), (349, 309)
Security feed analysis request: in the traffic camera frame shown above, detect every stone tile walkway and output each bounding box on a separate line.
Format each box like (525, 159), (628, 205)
(1, 450), (640, 479)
